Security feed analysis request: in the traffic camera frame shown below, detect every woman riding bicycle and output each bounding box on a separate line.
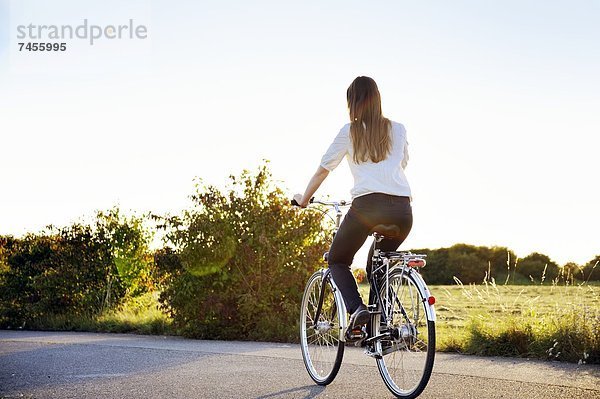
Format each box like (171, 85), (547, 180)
(294, 76), (413, 331)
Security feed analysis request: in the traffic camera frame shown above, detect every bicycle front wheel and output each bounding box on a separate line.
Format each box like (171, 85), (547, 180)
(371, 269), (435, 398)
(300, 270), (344, 385)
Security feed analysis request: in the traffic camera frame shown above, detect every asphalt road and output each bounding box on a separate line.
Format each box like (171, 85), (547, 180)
(1, 331), (598, 399)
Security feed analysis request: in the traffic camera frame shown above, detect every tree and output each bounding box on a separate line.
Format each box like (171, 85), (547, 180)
(486, 246), (517, 281)
(447, 245), (486, 284)
(582, 255), (600, 282)
(559, 262), (584, 283)
(516, 252), (559, 284)
(414, 244), (519, 284)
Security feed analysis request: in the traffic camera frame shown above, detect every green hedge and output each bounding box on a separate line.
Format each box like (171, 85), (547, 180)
(0, 209), (154, 328)
(155, 164), (330, 342)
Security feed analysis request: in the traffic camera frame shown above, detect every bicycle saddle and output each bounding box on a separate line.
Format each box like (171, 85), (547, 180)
(370, 224), (402, 238)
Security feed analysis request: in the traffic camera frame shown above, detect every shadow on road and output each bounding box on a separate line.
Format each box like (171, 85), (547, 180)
(0, 338), (215, 395)
(254, 385), (325, 399)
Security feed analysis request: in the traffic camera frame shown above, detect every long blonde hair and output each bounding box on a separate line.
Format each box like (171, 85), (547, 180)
(347, 76), (391, 164)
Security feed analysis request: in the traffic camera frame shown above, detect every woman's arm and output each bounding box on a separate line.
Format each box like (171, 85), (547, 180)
(294, 125), (347, 207)
(293, 166), (330, 207)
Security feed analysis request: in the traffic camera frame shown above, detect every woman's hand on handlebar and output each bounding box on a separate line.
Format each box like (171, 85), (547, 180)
(292, 193), (309, 208)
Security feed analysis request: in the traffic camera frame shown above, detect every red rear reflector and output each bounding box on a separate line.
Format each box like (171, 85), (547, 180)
(407, 259), (426, 268)
(428, 296), (436, 306)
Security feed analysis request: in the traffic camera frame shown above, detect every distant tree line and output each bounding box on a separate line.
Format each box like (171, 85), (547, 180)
(0, 164), (598, 338)
(410, 244), (599, 285)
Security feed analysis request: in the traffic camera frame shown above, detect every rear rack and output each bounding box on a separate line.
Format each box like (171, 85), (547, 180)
(377, 252), (427, 268)
(378, 251), (427, 259)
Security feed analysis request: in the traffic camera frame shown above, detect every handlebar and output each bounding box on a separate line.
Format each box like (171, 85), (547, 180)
(291, 197), (350, 227)
(290, 197), (314, 207)
(290, 197), (349, 208)
(311, 199), (349, 207)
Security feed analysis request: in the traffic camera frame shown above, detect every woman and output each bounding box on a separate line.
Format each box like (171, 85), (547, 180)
(294, 76), (413, 331)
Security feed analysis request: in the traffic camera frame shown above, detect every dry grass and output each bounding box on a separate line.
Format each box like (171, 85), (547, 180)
(27, 292), (173, 335)
(359, 279), (600, 364)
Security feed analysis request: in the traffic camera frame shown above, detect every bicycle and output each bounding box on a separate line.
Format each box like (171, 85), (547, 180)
(294, 198), (436, 399)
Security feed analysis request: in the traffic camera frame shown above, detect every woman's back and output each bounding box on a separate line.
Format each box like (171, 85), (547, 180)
(320, 120), (411, 199)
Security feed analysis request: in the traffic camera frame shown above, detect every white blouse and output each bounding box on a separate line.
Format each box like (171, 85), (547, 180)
(319, 120), (412, 200)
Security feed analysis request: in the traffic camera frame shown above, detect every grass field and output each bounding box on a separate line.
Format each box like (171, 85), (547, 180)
(359, 280), (599, 364)
(23, 278), (599, 364)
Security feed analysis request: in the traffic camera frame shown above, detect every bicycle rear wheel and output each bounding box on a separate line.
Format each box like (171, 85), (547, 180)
(300, 270), (344, 385)
(371, 269), (435, 398)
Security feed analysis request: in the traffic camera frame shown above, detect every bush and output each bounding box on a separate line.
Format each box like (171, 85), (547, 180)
(96, 207), (157, 297)
(0, 209), (155, 329)
(353, 268), (367, 284)
(155, 163), (330, 342)
(0, 225), (115, 328)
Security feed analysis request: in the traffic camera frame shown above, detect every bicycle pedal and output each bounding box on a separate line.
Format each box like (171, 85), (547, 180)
(345, 327), (366, 342)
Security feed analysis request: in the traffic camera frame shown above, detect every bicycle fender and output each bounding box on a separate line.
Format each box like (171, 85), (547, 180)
(411, 272), (437, 322)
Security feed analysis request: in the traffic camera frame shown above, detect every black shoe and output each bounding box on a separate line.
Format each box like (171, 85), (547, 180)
(349, 304), (370, 329)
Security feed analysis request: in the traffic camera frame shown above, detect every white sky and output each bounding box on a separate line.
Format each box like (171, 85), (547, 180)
(0, 0), (599, 266)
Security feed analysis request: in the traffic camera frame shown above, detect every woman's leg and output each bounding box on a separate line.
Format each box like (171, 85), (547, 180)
(327, 207), (371, 313)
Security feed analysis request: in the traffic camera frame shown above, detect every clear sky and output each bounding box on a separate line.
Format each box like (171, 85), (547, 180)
(1, 0), (599, 266)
